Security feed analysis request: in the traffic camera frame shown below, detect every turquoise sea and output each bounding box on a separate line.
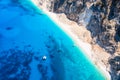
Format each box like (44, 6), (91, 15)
(0, 0), (107, 80)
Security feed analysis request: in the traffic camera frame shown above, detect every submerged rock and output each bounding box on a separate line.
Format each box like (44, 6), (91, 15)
(0, 48), (33, 80)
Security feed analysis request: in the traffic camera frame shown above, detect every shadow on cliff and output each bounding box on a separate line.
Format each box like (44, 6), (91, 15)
(109, 56), (120, 80)
(114, 25), (120, 42)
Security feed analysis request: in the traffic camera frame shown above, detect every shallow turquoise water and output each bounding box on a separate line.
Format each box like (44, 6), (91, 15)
(0, 0), (106, 80)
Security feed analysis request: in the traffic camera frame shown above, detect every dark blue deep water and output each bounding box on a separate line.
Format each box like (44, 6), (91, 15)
(0, 0), (107, 80)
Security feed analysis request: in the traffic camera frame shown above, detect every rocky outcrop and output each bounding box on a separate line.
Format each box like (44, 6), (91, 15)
(109, 56), (120, 80)
(33, 0), (120, 80)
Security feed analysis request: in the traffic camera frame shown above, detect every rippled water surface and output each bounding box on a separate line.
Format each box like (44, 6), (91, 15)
(0, 0), (106, 80)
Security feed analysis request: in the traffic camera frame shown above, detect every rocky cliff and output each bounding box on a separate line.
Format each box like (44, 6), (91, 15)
(32, 0), (120, 80)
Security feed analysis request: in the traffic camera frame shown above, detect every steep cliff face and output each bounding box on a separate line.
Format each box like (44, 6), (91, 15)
(33, 0), (120, 80)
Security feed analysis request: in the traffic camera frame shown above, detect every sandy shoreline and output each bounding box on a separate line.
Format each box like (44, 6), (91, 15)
(46, 11), (111, 80)
(31, 1), (111, 80)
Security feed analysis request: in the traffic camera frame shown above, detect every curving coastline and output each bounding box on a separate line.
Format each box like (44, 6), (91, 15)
(0, 0), (116, 79)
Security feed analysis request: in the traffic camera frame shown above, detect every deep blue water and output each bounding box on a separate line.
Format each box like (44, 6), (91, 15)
(0, 0), (106, 80)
